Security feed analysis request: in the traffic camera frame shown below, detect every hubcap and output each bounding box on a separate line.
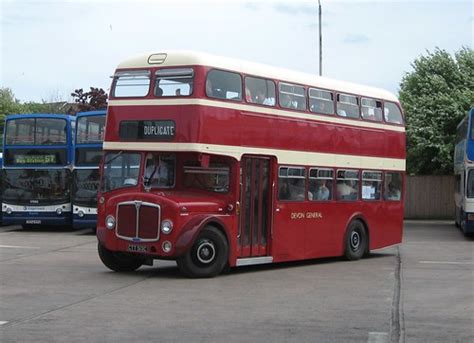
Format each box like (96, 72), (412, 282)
(196, 240), (216, 264)
(350, 231), (360, 251)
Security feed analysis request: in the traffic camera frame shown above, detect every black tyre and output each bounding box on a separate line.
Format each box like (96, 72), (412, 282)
(344, 220), (368, 261)
(177, 226), (228, 278)
(98, 243), (144, 272)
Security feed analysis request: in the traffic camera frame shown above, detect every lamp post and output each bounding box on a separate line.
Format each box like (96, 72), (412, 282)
(318, 0), (322, 76)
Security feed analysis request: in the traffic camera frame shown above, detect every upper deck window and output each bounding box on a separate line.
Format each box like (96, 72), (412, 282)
(279, 83), (306, 111)
(77, 115), (106, 144)
(361, 98), (383, 122)
(112, 70), (150, 98)
(384, 102), (404, 124)
(6, 118), (67, 145)
(309, 88), (334, 115)
(5, 118), (35, 145)
(337, 94), (359, 119)
(155, 68), (194, 97)
(244, 76), (276, 106)
(206, 69), (242, 101)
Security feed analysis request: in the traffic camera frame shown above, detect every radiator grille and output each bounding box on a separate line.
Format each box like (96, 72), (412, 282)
(116, 201), (160, 242)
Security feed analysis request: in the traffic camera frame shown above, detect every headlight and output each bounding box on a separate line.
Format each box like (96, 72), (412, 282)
(161, 220), (173, 234)
(105, 215), (116, 229)
(6, 207), (12, 214)
(78, 210), (85, 218)
(56, 208), (63, 215)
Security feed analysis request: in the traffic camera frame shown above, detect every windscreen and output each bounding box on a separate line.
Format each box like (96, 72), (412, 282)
(77, 115), (106, 144)
(73, 169), (100, 207)
(102, 152), (141, 192)
(6, 118), (67, 145)
(2, 169), (71, 205)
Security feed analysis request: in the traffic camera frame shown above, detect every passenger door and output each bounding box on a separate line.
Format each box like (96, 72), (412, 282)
(239, 156), (272, 257)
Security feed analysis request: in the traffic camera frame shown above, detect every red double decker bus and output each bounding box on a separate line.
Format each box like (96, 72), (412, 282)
(97, 51), (405, 277)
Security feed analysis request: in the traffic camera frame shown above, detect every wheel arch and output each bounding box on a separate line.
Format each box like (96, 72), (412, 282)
(174, 215), (230, 256)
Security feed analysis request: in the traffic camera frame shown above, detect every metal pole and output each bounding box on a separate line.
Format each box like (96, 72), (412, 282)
(318, 0), (322, 76)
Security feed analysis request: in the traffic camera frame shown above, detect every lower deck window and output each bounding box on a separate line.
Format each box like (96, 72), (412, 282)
(361, 171), (382, 200)
(384, 172), (402, 201)
(278, 166), (306, 201)
(308, 168), (333, 201)
(144, 153), (176, 188)
(336, 169), (359, 201)
(183, 164), (229, 193)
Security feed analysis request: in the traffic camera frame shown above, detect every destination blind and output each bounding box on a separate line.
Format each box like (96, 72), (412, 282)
(4, 148), (67, 166)
(119, 120), (175, 141)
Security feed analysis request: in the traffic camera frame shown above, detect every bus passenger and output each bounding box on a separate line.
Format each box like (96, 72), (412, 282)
(144, 154), (170, 187)
(245, 86), (253, 103)
(281, 93), (297, 109)
(279, 180), (291, 200)
(313, 179), (330, 200)
(206, 79), (214, 97)
(337, 180), (357, 200)
(386, 182), (401, 200)
(256, 88), (275, 106)
(156, 86), (163, 97)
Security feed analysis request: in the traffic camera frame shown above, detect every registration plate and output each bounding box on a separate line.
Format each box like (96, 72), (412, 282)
(127, 244), (147, 252)
(25, 220), (42, 224)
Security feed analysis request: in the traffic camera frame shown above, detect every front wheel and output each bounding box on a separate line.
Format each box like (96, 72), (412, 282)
(177, 226), (228, 278)
(344, 220), (368, 261)
(98, 243), (144, 272)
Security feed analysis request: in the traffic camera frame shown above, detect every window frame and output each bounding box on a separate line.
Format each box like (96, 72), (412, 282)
(5, 117), (68, 146)
(111, 70), (151, 98)
(336, 93), (360, 119)
(384, 171), (403, 201)
(244, 75), (276, 107)
(278, 82), (307, 111)
(336, 169), (360, 201)
(278, 165), (307, 202)
(144, 153), (177, 189)
(154, 67), (194, 98)
(383, 101), (404, 125)
(361, 170), (382, 201)
(205, 68), (243, 102)
(308, 167), (334, 201)
(308, 87), (335, 115)
(361, 97), (383, 122)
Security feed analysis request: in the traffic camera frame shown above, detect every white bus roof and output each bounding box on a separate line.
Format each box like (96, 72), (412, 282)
(116, 50), (399, 103)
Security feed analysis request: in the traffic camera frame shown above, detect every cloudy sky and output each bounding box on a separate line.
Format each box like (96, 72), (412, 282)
(1, 0), (472, 103)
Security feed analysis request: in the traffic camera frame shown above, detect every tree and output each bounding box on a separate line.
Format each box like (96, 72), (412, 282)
(399, 47), (474, 175)
(71, 87), (108, 113)
(0, 87), (73, 149)
(0, 88), (23, 138)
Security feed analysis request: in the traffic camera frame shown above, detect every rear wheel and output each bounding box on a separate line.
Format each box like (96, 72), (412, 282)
(98, 243), (144, 272)
(344, 220), (368, 261)
(177, 226), (228, 278)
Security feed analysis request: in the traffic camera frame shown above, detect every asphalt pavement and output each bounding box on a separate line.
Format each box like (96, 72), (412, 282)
(0, 221), (472, 343)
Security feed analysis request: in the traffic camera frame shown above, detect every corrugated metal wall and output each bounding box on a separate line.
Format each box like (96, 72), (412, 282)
(404, 175), (454, 219)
